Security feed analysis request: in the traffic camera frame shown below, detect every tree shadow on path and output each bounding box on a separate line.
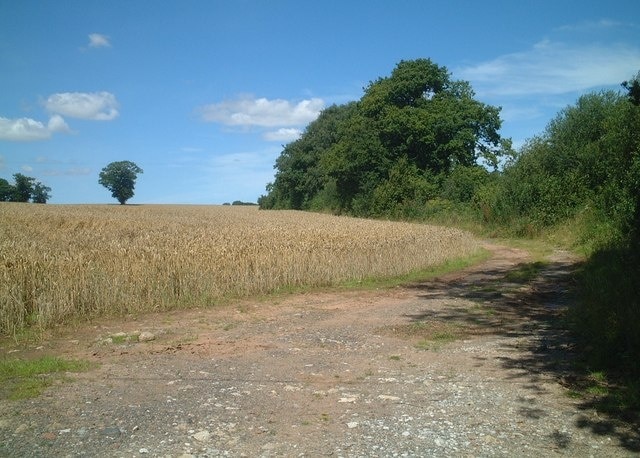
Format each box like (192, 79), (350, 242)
(403, 248), (640, 453)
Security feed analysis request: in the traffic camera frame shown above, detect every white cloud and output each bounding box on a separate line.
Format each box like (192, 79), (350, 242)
(200, 95), (324, 127)
(555, 19), (630, 33)
(0, 115), (70, 141)
(21, 165), (33, 172)
(458, 40), (640, 97)
(88, 33), (111, 48)
(498, 105), (545, 123)
(45, 92), (119, 121)
(48, 114), (71, 132)
(263, 127), (302, 142)
(43, 167), (92, 176)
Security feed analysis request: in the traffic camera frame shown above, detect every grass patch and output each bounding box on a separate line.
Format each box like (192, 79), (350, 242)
(110, 334), (128, 344)
(503, 261), (548, 283)
(108, 332), (140, 344)
(0, 355), (94, 400)
(416, 329), (459, 351)
(339, 247), (491, 290)
(385, 320), (463, 351)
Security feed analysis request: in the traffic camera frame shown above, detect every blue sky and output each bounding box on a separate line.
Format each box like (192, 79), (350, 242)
(1, 1), (639, 204)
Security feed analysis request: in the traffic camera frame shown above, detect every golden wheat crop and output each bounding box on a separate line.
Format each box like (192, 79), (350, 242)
(0, 203), (480, 335)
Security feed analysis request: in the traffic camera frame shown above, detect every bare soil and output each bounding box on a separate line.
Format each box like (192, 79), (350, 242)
(1, 242), (639, 457)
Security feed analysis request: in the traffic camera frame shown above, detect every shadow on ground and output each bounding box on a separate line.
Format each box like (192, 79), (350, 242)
(403, 253), (640, 453)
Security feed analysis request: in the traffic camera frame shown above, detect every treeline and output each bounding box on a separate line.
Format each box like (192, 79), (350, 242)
(0, 173), (51, 203)
(261, 59), (640, 378)
(492, 80), (640, 377)
(223, 201), (258, 206)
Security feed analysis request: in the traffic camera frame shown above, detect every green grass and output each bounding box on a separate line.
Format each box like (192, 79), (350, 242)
(106, 332), (141, 344)
(339, 247), (491, 290)
(503, 261), (548, 283)
(110, 334), (128, 344)
(413, 324), (461, 351)
(0, 355), (94, 400)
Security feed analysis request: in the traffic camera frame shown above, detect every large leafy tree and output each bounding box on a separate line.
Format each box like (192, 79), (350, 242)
(31, 182), (52, 204)
(260, 102), (358, 210)
(98, 161), (144, 205)
(12, 173), (36, 202)
(358, 59), (506, 171)
(261, 59), (510, 216)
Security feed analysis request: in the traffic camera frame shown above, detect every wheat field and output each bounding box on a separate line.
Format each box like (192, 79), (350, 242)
(0, 204), (480, 335)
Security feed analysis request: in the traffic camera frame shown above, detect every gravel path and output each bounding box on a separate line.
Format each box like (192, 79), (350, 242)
(1, 243), (638, 457)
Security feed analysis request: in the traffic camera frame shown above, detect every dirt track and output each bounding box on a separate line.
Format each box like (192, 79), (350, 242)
(1, 242), (638, 457)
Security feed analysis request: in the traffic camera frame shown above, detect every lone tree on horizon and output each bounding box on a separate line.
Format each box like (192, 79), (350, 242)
(99, 160), (143, 204)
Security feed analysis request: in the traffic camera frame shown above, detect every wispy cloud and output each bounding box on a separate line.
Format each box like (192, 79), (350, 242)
(45, 92), (119, 121)
(458, 40), (640, 97)
(554, 19), (631, 33)
(199, 95), (324, 127)
(0, 115), (70, 141)
(88, 33), (111, 48)
(42, 167), (92, 176)
(263, 128), (302, 142)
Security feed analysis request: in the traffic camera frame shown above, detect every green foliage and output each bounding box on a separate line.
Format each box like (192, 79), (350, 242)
(259, 103), (358, 211)
(31, 182), (52, 204)
(231, 201), (257, 206)
(622, 70), (640, 106)
(441, 165), (494, 203)
(0, 178), (13, 201)
(478, 80), (640, 379)
(573, 245), (640, 376)
(0, 174), (51, 203)
(261, 59), (510, 216)
(12, 173), (36, 202)
(486, 90), (638, 236)
(98, 160), (144, 205)
(370, 157), (438, 218)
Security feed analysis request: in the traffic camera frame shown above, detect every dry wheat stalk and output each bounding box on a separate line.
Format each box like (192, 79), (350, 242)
(0, 204), (479, 335)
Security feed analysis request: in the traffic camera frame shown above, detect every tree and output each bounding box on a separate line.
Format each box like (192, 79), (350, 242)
(31, 182), (52, 203)
(622, 71), (640, 106)
(261, 59), (510, 216)
(260, 102), (358, 210)
(0, 174), (52, 203)
(12, 173), (35, 202)
(98, 161), (144, 204)
(358, 59), (506, 172)
(0, 178), (14, 201)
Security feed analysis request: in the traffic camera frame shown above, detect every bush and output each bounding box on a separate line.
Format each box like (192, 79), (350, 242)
(573, 245), (640, 376)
